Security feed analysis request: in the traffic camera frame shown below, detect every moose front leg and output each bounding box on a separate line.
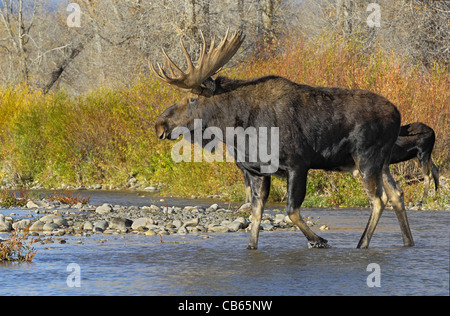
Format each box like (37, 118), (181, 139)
(286, 168), (330, 248)
(247, 175), (271, 250)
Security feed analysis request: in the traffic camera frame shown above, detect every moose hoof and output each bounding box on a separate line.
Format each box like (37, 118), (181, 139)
(308, 241), (331, 249)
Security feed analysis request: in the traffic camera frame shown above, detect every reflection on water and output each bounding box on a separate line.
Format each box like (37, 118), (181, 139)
(1, 206), (449, 296)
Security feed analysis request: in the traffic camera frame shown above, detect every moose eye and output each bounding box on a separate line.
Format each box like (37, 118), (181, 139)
(189, 97), (197, 105)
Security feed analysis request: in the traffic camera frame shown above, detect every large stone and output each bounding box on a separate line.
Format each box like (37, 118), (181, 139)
(96, 203), (113, 214)
(183, 217), (199, 228)
(26, 200), (50, 209)
(109, 218), (132, 231)
(52, 216), (68, 227)
(208, 225), (229, 233)
(94, 220), (109, 232)
(83, 221), (94, 230)
(0, 215), (12, 232)
(274, 213), (286, 224)
(29, 221), (45, 232)
(227, 221), (243, 232)
(43, 222), (59, 232)
(12, 219), (31, 231)
(131, 217), (154, 230)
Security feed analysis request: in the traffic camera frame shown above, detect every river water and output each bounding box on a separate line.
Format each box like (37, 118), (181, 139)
(0, 191), (448, 296)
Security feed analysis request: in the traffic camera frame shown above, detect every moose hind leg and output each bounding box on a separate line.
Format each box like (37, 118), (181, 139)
(382, 166), (414, 247)
(247, 175), (271, 250)
(358, 172), (385, 249)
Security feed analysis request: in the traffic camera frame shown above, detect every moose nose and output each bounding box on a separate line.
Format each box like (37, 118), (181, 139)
(155, 119), (167, 140)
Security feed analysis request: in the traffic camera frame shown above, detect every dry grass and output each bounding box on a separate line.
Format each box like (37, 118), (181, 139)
(0, 230), (39, 263)
(44, 190), (90, 205)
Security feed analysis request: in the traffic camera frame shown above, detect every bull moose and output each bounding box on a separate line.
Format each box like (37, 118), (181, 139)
(150, 29), (414, 249)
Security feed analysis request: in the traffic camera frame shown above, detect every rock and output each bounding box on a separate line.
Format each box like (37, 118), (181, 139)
(172, 219), (183, 229)
(39, 215), (55, 224)
(260, 223), (274, 231)
(145, 230), (157, 236)
(238, 203), (252, 212)
(94, 220), (109, 232)
(274, 213), (286, 224)
(29, 221), (45, 232)
(26, 200), (50, 209)
(96, 203), (113, 214)
(109, 218), (132, 231)
(131, 217), (154, 230)
(209, 203), (219, 211)
(52, 216), (68, 227)
(144, 186), (157, 192)
(182, 206), (199, 213)
(177, 226), (188, 234)
(91, 184), (102, 190)
(220, 220), (232, 226)
(83, 221), (94, 230)
(234, 217), (249, 229)
(319, 225), (329, 231)
(227, 221), (243, 232)
(284, 215), (293, 225)
(0, 214), (12, 232)
(208, 225), (229, 233)
(183, 217), (199, 228)
(12, 219), (31, 231)
(43, 222), (59, 232)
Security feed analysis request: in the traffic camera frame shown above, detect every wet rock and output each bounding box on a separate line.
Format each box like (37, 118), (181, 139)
(12, 219), (31, 231)
(227, 221), (243, 232)
(234, 217), (249, 229)
(208, 225), (229, 233)
(172, 219), (183, 229)
(319, 225), (329, 231)
(94, 220), (109, 232)
(260, 223), (274, 231)
(131, 217), (154, 230)
(53, 216), (68, 227)
(26, 200), (50, 209)
(237, 203), (252, 212)
(183, 217), (199, 228)
(83, 221), (94, 230)
(43, 222), (59, 232)
(177, 226), (188, 234)
(96, 203), (113, 214)
(274, 213), (286, 224)
(209, 203), (219, 211)
(0, 215), (12, 232)
(109, 217), (132, 231)
(29, 221), (45, 232)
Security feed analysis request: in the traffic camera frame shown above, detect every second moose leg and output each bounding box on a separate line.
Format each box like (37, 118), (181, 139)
(286, 168), (329, 248)
(382, 165), (414, 247)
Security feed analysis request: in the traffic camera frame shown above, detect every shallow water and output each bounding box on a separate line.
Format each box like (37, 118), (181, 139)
(1, 194), (449, 296)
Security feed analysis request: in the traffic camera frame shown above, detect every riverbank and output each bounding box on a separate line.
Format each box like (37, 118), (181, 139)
(1, 198), (325, 242)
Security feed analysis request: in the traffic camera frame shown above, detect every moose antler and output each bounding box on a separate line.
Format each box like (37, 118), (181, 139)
(149, 28), (245, 94)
